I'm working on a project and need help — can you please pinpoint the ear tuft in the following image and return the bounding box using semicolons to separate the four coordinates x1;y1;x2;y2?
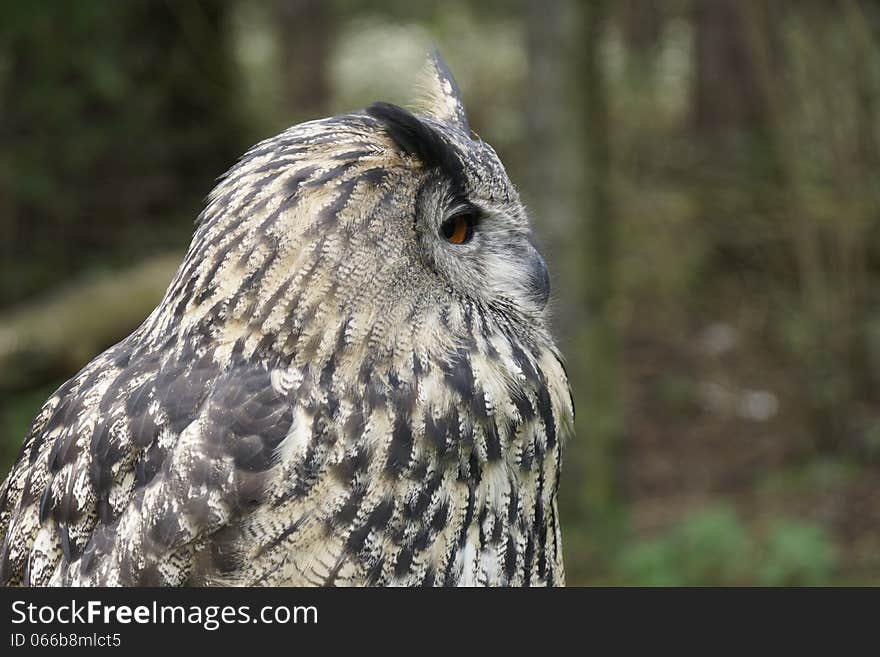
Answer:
414;50;470;134
366;102;465;185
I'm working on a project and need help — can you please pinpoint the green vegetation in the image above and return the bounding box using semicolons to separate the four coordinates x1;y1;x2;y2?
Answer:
616;505;837;586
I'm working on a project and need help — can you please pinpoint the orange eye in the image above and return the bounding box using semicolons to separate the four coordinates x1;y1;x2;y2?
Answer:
440;212;475;245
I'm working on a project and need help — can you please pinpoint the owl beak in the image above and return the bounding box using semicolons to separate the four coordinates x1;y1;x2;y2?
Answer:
526;242;550;310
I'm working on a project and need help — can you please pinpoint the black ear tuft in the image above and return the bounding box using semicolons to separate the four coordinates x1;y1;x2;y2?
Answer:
366;102;464;184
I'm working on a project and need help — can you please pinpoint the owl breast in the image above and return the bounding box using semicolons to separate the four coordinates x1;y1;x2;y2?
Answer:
204;326;569;587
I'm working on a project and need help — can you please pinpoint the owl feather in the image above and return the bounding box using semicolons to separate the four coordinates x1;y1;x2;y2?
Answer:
0;53;573;587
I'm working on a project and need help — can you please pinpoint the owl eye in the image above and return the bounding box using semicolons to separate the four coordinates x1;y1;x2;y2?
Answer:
440;212;475;245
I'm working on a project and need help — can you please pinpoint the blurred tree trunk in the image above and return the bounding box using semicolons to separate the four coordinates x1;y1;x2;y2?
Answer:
525;0;623;573
619;0;662;71
524;0;568;232
524;0;588;570
693;0;770;150
574;0;622;535
620;0;661;51
842;0;880;404
273;0;334;122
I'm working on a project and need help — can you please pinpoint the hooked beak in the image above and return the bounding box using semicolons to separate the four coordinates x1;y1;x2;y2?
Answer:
525;241;550;310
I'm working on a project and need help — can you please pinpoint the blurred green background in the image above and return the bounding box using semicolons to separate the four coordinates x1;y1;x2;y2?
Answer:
2;0;879;586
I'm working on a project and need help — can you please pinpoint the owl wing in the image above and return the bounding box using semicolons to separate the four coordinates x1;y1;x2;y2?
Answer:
0;346;293;586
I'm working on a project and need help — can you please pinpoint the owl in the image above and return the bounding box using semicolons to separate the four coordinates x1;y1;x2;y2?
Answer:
0;53;573;587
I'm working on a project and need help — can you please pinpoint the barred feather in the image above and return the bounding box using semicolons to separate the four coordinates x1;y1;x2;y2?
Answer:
0;53;572;587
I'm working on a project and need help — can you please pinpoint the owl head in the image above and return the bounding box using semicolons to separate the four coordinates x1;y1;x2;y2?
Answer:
365;54;551;319
158;52;559;386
